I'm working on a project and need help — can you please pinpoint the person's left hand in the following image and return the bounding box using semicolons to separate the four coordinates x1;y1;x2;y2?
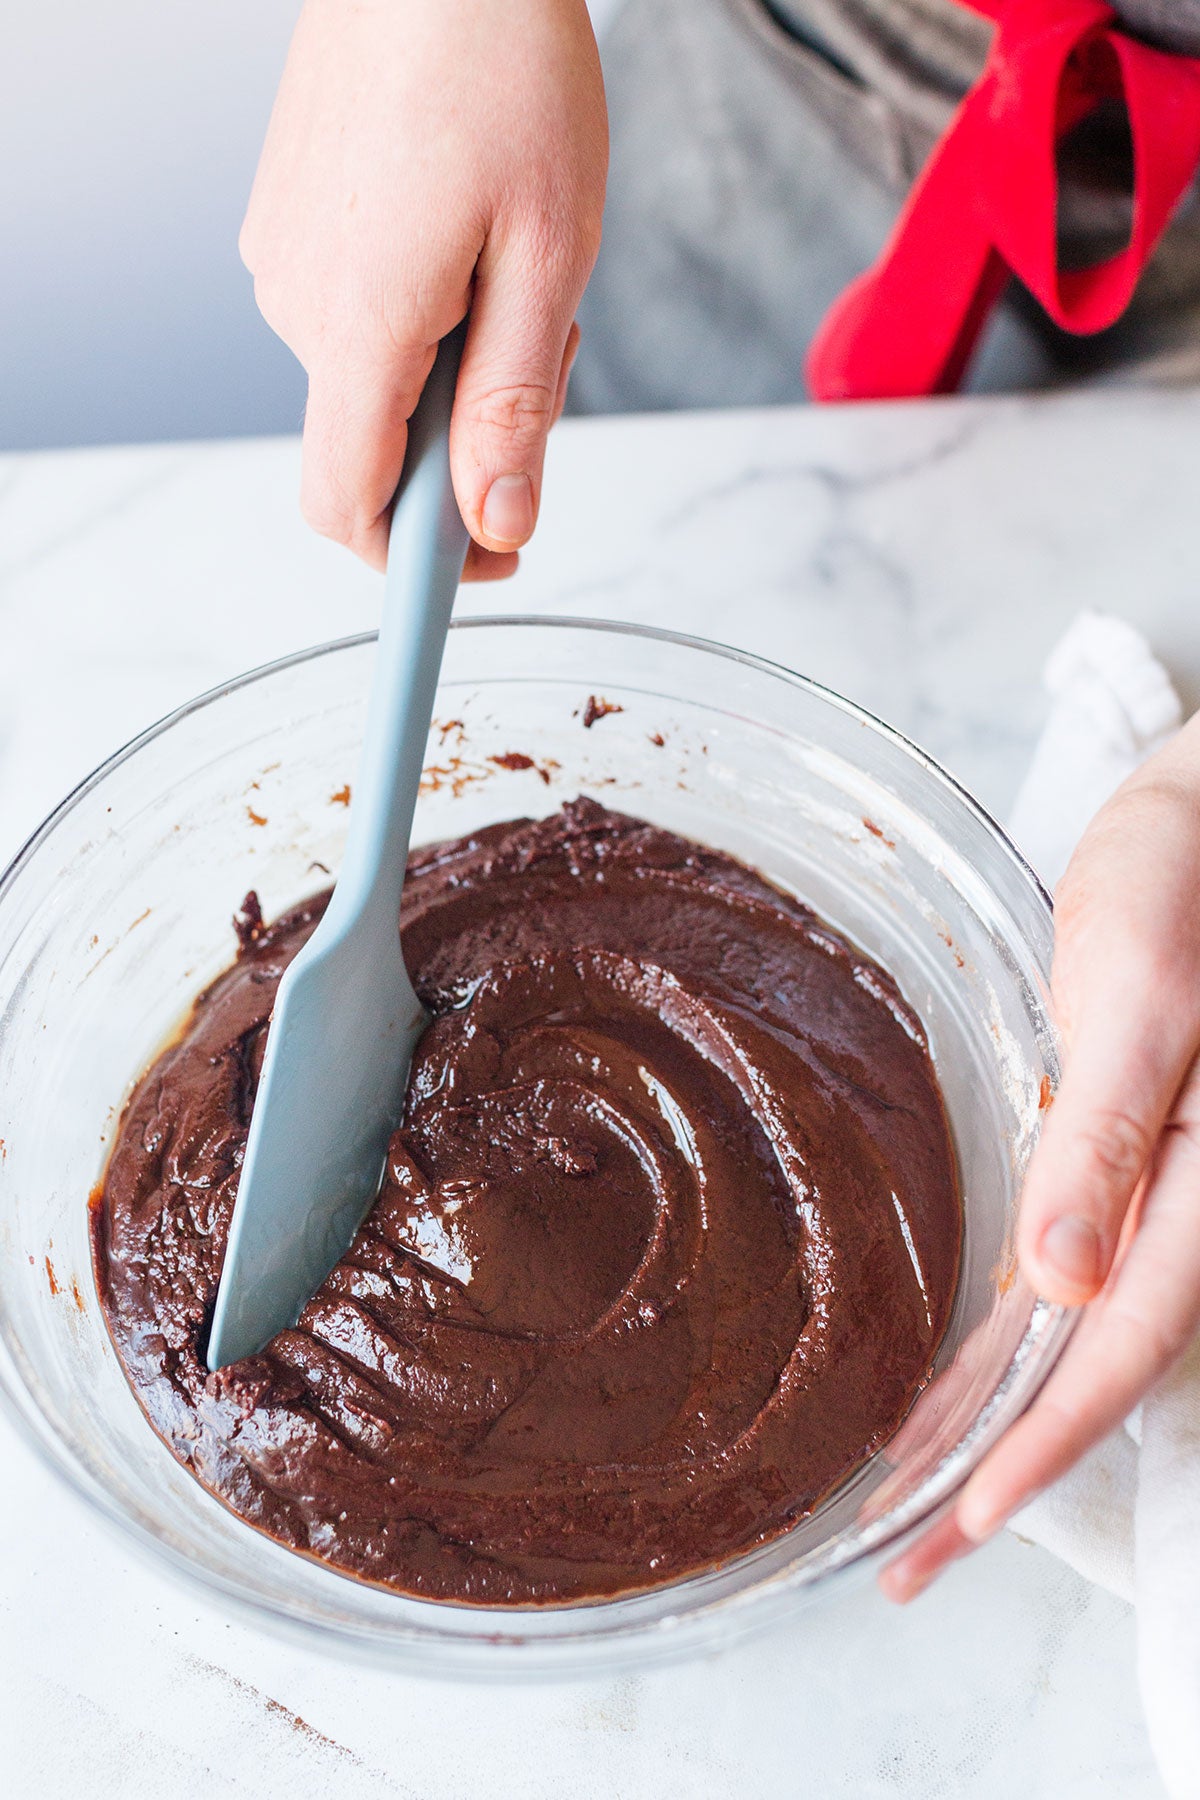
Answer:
882;711;1200;1600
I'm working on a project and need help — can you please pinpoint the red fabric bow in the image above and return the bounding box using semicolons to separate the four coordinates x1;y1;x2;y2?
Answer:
806;0;1200;400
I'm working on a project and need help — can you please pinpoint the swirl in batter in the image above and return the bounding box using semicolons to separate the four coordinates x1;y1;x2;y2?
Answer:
94;799;960;1603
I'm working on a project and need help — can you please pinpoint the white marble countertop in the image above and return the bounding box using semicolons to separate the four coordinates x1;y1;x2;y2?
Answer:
3;384;1197;1797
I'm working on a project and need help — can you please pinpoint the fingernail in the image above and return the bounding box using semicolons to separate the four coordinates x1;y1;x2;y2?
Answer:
482;474;534;547
1039;1215;1102;1294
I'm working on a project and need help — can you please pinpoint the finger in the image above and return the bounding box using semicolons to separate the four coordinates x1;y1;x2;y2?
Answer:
301;301;578;573
1019;900;1200;1307
458;323;579;582
880;1510;975;1604
450;241;583;554
459;326;578;582
958;1079;1200;1543
552;321;581;426
301;341;435;571
462;541;519;583
1017;1036;1182;1307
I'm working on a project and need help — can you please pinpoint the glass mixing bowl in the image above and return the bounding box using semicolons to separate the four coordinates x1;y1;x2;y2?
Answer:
0;618;1070;1674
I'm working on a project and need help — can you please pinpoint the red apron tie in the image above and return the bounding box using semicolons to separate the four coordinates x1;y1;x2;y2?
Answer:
806;0;1200;400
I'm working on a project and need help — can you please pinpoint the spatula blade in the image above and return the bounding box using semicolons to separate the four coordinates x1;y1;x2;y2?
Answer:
205;926;426;1368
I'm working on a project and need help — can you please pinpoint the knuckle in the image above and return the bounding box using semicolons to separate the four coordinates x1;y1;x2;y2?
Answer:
518;205;592;274
1108;1298;1188;1374
251;269;285;331
300;488;354;546
472;382;557;443
1072;1106;1152;1194
504;207;600;310
1164;1111;1200;1163
546;221;600;286
1032;1388;1089;1445
1117;772;1199;830
300;464;365;547
1099;776;1190;848
1056;774;1199;908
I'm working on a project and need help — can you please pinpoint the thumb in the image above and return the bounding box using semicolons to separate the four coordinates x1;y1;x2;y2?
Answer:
1018;1002;1177;1305
1018;787;1200;1304
450;246;582;554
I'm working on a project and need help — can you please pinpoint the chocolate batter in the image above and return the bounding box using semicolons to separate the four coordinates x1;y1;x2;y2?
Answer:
94;799;960;1604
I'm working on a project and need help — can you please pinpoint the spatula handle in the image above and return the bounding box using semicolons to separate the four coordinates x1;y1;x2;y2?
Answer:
327;323;471;934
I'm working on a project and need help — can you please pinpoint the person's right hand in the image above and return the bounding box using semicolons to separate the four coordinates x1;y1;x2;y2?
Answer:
240;0;608;577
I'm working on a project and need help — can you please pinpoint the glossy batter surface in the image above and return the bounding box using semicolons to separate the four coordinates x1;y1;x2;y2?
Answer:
94;800;960;1604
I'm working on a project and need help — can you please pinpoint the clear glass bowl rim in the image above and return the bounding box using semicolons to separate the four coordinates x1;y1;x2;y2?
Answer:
0;614;1076;1662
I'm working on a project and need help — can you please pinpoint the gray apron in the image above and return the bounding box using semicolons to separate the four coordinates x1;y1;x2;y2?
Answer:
573;0;1200;412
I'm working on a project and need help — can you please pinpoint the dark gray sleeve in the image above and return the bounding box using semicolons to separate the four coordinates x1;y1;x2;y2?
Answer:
1110;0;1200;56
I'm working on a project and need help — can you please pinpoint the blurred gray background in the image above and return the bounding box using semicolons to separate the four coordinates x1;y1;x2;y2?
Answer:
0;1;622;451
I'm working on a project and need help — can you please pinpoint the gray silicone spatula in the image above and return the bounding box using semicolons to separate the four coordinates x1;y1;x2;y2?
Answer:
206;323;470;1369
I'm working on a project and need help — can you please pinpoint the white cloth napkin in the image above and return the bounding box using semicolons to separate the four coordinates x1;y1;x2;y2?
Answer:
1006;610;1199;1800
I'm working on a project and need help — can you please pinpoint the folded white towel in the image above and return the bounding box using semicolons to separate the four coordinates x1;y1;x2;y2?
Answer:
1007;609;1197;1800
1008;610;1183;890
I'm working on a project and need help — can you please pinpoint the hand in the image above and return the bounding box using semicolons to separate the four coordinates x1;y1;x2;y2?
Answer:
239;0;607;576
884;711;1200;1600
